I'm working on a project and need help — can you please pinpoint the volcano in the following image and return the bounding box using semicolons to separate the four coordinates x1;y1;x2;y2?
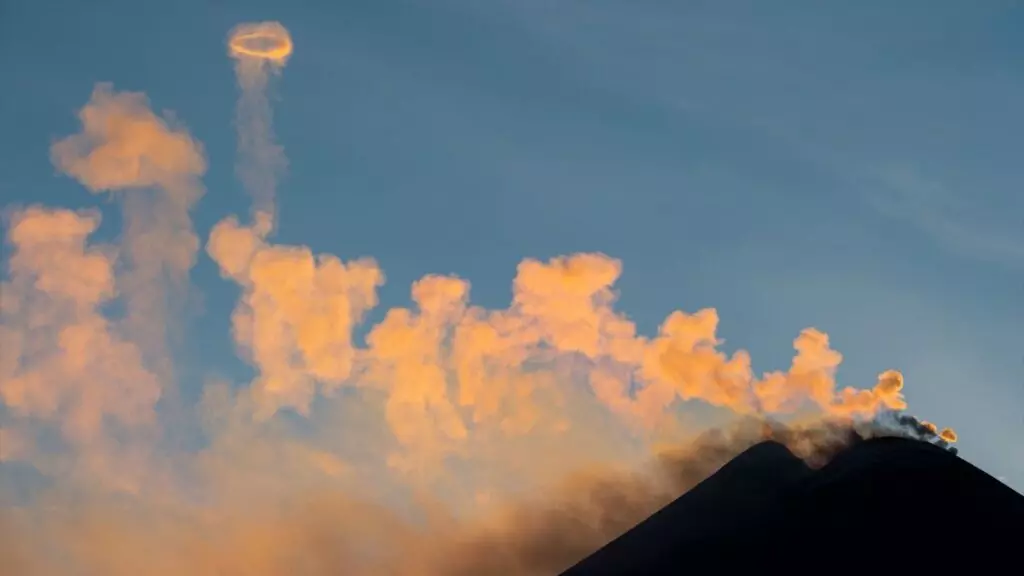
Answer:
561;436;1024;573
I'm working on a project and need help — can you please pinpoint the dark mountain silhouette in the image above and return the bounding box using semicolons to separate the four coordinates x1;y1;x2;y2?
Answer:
561;436;1024;573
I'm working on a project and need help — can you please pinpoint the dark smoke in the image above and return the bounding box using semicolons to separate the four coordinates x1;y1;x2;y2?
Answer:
423;412;955;575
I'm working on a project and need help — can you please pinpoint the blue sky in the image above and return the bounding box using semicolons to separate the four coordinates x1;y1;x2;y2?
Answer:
1;0;1021;494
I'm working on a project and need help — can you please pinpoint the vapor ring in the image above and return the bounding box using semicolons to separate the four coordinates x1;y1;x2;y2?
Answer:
228;22;293;64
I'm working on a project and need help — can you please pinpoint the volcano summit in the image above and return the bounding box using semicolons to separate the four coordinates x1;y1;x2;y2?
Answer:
562;436;1024;573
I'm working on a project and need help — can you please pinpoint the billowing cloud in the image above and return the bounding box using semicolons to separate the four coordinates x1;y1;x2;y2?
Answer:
0;206;161;490
208;235;925;477
50;83;206;394
207;216;384;419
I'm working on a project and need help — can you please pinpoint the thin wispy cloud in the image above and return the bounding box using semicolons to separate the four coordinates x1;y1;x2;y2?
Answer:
867;166;1024;269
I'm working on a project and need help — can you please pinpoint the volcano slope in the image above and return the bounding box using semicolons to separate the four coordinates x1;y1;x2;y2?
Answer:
561;436;1024;573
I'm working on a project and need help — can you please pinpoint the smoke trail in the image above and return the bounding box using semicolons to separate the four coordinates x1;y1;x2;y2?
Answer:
49;83;207;400
227;21;293;235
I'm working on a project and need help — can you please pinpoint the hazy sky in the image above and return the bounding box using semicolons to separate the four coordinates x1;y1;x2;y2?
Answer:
1;0;1021;543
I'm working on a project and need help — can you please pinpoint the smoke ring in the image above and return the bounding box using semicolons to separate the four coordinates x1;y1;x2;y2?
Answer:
228;22;293;64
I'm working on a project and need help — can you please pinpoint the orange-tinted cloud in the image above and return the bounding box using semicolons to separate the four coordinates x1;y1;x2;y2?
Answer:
50;84;206;194
49;83;206;393
1;206;161;490
205;240;930;479
364;275;472;470
207;217;384;419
